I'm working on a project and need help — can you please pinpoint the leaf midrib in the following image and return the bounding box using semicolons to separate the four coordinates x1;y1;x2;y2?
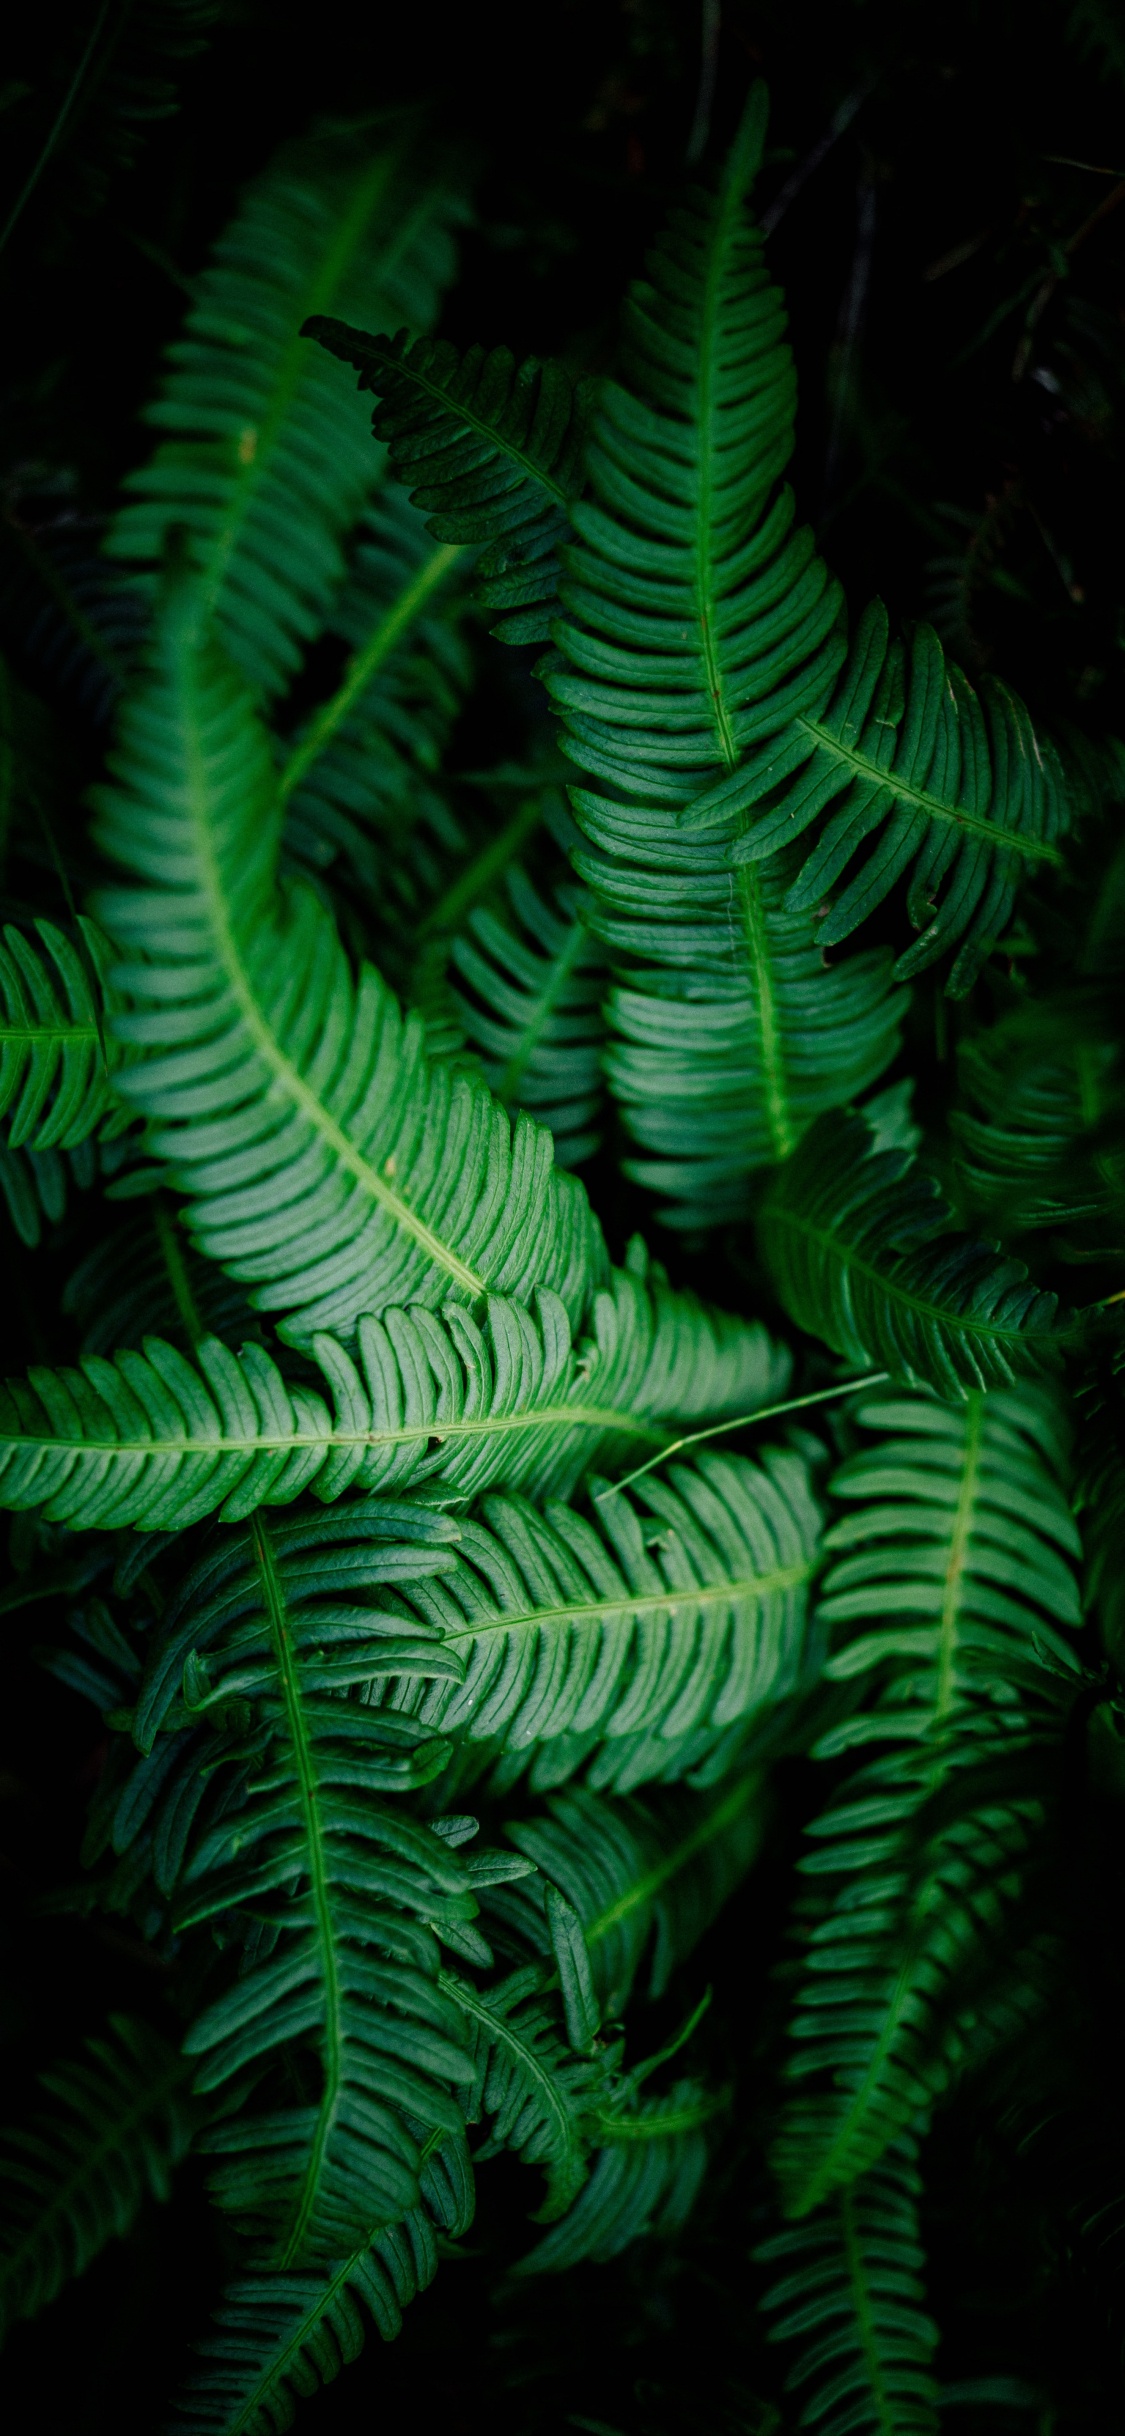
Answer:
773;1202;1050;1350
797;713;1064;867
182;644;487;1300
439;1562;810;1649
6;1401;668;1463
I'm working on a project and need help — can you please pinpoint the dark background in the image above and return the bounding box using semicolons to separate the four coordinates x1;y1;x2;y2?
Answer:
3;2;1125;2426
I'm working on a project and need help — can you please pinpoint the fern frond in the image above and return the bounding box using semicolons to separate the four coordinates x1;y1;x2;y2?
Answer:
447;1962;603;2218
372;1448;817;1780
0;917;122;1150
279;487;472;929
63;1195;256;1357
540;91;910;1216
515;2077;720;2274
92;584;606;1343
171;2134;473;2435
305;318;592;643
757;2137;939;2436
493;1774;766;2010
119;1503;478;2264
450;865;609;1167
0;1257;787;1530
757;1109;1067;1397
107;123;467;695
725;599;1072;997
774;1385;1081;2216
0;2014;195;2342
951;994;1125;1238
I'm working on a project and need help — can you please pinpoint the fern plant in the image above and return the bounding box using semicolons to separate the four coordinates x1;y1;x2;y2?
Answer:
2;43;1124;2436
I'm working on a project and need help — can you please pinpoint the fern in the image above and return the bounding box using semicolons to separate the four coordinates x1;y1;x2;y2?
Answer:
305;320;593;643
279;486;472;932
0;2014;196;2341
757;2136;939;2436
773;1385;1081;2217
757;1109;1067;1397
951;993;1125;1242
449;864;609;1167
0;917;122;1149
369;1449;818;1780
0;1257;787;1529
490;1775;767;2010
92;582;605;1342
119;1503;479;2264
515;2077;720;2274
171;2134;473;2435
107;123;468;695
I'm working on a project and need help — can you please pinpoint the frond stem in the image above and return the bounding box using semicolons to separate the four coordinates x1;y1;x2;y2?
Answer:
278;539;465;804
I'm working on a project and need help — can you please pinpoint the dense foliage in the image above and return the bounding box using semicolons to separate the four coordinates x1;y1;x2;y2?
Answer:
3;5;1125;2430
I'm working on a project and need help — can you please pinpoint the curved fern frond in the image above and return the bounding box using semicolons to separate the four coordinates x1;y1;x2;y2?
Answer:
0;2014;196;2343
63;1194;256;1357
92;584;606;1343
774;1386;1081;2216
373;1449;818;1779
757;1109;1067;1397
0;917;122;1150
757;2137;939;2436
951;994;1125;1240
591;846;905;1227
121;1504;477;2264
279;487;472;929
450;866;609;1168
305;319;592;644
171;2134;473;2436
533;92;905;1217
107;123;467;695
447;1961;604;2219
725;599;1072;997
514;2077;720;2274
0;1259;788;1530
493;1774;766;2011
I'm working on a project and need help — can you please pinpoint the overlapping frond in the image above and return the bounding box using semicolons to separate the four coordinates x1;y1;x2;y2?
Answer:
372;1449;817;1784
0;2014;195;2342
758;1109;1067;1397
117;1503;481;2264
757;2138;939;2436
0;918;122;1150
492;1774;766;2010
450;865;609;1168
0;1256;788;1530
107;123;467;696
171;2135;473;2436
279;488;472;928
92;584;605;1343
449;1961;604;2218
952;993;1125;1239
516;2077;720;2274
721;599;1072;996
774;1386;1081;2217
305;319;593;643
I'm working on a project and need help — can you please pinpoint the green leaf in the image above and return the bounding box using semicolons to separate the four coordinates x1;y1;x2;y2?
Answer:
450;864;609;1170
170;2134;473;2434
515;2077;720;2275
108;121;468;696
544;1881;601;2050
0;918;124;1151
757;1109;1068;1397
119;1504;477;2265
774;1385;1081;2216
369;1448;818;1785
92;583;606;1344
0;1258;789;1530
0;2014;196;2343
951;992;1125;1238
728;601;1072;997
443;1962;601;2220
757;2136;939;2436
304;318;593;643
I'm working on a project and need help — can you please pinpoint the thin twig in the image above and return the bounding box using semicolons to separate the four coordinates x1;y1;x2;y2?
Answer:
594;1372;890;1502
